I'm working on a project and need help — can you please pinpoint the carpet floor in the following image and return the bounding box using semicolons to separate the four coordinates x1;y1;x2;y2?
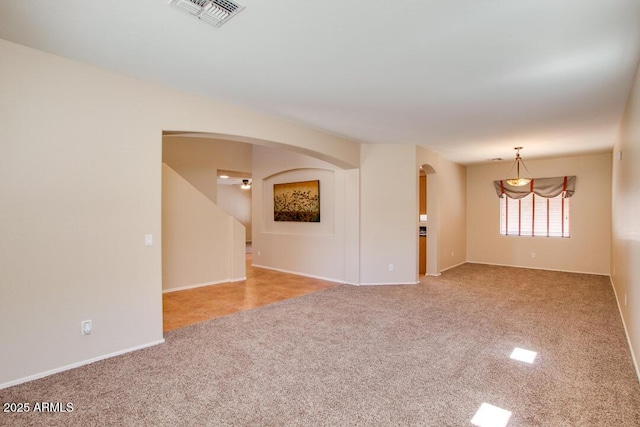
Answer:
1;263;639;426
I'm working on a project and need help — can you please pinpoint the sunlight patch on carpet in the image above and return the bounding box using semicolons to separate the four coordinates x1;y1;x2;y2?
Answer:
510;347;537;364
471;402;512;427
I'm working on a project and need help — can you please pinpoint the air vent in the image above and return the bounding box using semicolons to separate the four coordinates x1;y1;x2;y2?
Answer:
169;0;245;27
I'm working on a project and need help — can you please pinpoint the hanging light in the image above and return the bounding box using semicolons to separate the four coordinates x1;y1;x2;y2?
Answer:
505;147;532;187
169;0;245;28
240;179;251;190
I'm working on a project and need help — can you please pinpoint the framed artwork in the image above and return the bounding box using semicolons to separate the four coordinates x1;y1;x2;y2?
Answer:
273;180;320;222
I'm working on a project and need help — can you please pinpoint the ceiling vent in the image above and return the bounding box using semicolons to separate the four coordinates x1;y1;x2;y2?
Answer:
169;0;245;27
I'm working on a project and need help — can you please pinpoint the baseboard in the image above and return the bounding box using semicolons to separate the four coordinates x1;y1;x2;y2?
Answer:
251;264;346;284
466;261;608;276
609;276;640;383
358;281;420;286
0;339;165;390
251;264;420;286
439;261;467;273
163;279;230;293
342;281;361;286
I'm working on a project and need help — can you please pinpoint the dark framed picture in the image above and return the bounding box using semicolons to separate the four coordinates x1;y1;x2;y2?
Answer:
273;180;320;222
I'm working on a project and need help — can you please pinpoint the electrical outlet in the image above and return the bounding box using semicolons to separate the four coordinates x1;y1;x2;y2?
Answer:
531;252;536;258
451;251;454;257
81;320;92;335
257;250;261;256
388;264;394;271
625;294;627;306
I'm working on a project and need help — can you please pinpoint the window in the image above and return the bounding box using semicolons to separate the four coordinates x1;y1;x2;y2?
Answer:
499;193;570;237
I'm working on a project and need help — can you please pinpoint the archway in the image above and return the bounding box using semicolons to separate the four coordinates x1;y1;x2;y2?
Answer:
161;131;360;293
162;131;358;169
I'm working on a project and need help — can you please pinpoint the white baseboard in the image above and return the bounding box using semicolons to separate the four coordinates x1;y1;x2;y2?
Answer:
439;261;466;273
466;261;608;276
251;264;346;284
0;339;165;390
609;276;640;383
163;277;246;293
358;281;420;286
251;264;420;286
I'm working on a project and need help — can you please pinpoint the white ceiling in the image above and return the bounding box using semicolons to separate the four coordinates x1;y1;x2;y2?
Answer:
1;0;639;164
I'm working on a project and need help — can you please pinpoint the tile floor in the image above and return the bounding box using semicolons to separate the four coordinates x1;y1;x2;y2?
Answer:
162;254;339;331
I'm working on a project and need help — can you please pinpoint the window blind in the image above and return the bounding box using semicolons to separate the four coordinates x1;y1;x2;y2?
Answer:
500;193;570;237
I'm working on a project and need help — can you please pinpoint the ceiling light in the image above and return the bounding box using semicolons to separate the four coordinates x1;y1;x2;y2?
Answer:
240;179;251;190
505;147;532;187
219;175;229;179
169;0;245;28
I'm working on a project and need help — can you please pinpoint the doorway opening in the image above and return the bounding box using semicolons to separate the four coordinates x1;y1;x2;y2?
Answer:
419;164;437;277
216;169;253;247
161;131;358;331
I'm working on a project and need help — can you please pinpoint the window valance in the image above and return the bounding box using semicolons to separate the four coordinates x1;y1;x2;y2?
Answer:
493;176;576;200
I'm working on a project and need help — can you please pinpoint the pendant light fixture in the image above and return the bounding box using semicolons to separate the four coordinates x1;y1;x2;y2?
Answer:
505;147;532;187
240;179;251;190
169;0;245;27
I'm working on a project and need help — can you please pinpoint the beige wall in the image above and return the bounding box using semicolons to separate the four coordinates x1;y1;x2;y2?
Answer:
251;145;358;283
162;136;253;204
217;184;252;242
612;61;640;373
435;158;467;272
0;39;361;387
162;164;245;291
230;219;246;280
467;153;612;274
360;145;418;284
162;136;253;241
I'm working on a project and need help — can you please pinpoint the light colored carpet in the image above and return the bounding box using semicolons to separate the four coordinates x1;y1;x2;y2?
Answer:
2;263;639;426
